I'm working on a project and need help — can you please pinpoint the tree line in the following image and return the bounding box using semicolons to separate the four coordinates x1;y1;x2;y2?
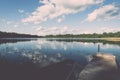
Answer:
0;31;120;38
45;31;120;38
0;31;39;38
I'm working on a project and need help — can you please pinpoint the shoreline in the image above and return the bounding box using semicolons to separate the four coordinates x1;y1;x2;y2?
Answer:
101;37;120;41
0;37;120;42
46;37;120;42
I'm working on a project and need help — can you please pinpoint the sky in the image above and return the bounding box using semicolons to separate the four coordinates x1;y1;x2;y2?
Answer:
0;0;120;36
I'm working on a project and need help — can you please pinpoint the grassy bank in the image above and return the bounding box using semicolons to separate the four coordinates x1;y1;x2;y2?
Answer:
102;37;120;42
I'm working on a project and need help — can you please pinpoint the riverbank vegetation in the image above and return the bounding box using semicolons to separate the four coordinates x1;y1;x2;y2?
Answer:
45;31;120;38
0;31;120;42
0;31;39;38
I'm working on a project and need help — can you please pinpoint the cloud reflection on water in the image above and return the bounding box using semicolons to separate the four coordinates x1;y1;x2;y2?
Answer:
0;38;120;68
22;52;64;68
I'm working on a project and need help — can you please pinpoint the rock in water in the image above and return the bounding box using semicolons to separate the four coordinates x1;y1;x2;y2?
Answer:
78;53;119;80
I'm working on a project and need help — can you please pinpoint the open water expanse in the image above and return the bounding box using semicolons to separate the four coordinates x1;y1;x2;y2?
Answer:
0;38;120;68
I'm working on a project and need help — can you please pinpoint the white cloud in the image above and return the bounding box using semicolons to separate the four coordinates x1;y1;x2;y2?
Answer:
85;4;120;22
18;9;25;14
22;0;104;23
57;15;65;23
6;21;13;25
35;26;120;36
13;24;19;28
100;27;120;33
35;26;45;31
4;20;20;28
35;26;94;36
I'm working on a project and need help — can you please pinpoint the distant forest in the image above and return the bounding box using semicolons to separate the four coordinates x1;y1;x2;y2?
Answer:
45;31;120;38
0;31;120;38
0;31;39;38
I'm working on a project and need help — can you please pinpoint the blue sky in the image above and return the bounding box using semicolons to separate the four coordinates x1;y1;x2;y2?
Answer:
0;0;120;35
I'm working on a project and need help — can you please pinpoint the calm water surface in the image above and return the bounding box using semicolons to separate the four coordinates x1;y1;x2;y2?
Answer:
0;38;120;67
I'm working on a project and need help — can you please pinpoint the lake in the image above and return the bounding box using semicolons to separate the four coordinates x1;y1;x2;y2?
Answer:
0;38;120;68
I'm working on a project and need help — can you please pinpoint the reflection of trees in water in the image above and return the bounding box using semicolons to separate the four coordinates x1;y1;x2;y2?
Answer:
0;38;36;44
47;38;120;46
